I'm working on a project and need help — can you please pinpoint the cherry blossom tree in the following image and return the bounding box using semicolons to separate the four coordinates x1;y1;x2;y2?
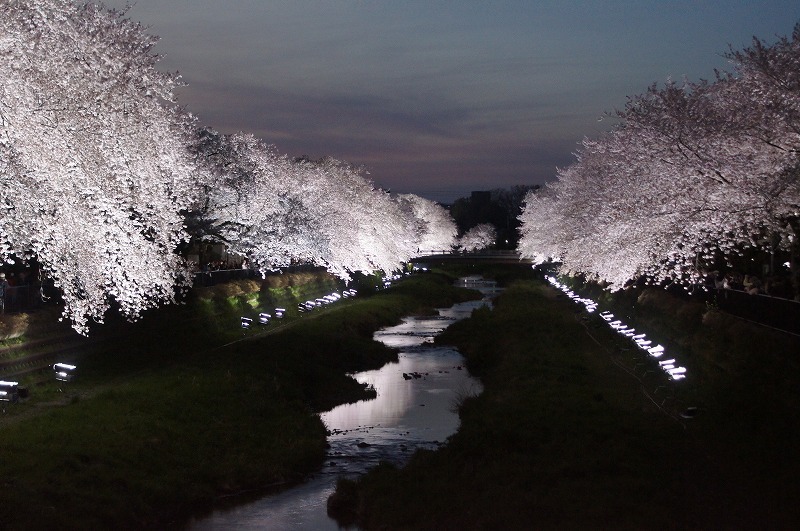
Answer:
195;131;415;279
458;223;497;252
289;157;415;278
721;26;800;292
192;130;318;273
0;1;199;333
518;25;800;293
393;193;457;253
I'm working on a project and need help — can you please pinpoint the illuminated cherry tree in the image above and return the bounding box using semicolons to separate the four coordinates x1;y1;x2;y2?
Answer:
0;1;199;333
193;130;319;272
288;157;415;278
196;131;415;279
393;194;457;253
458;223;497;252
519;25;800;291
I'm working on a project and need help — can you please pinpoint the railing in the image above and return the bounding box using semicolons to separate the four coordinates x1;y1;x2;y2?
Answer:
192;264;327;287
193;268;260;287
0;267;323;314
415;249;521;256
411;249;532;265
710;288;800;336
1;284;56;314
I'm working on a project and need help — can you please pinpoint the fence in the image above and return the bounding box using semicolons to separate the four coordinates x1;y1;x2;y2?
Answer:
3;269;799;336
0;267;326;314
711;288;800;336
415;249;521;257
1;283;56;314
191;264;327;287
193;268;259;287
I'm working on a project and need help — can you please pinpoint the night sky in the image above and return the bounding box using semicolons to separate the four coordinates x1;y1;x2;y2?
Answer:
104;1;800;202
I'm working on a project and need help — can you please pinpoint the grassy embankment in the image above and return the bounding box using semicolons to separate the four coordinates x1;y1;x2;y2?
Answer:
329;277;800;530
0;270;479;529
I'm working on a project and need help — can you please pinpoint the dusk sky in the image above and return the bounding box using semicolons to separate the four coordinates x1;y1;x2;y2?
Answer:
105;1;800;202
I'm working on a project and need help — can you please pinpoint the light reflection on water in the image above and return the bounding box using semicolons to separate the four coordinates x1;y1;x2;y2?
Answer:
191;282;494;530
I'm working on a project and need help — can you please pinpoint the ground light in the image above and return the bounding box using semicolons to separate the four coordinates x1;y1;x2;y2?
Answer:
53;363;77;382
0;380;19;402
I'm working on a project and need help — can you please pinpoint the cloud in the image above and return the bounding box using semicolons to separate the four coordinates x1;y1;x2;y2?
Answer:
179;79;582;199
107;0;800;203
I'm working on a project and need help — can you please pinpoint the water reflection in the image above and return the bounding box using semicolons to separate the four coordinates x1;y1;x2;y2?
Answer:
191;281;494;530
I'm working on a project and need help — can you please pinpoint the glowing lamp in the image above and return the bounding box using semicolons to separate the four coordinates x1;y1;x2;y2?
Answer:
0;380;19;402
647;345;665;357
274;308;285;318
259;313;271;325
53;363;77;382
241;317;253;329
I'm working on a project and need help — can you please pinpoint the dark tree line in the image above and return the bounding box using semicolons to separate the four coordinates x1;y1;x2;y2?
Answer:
449;185;539;249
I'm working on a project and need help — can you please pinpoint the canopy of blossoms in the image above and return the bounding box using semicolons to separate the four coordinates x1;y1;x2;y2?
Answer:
518;25;800;293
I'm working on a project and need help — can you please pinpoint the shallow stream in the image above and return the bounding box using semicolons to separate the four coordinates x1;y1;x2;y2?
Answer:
191;278;496;530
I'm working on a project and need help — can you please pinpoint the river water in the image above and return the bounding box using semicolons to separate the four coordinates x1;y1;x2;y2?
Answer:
191;279;494;530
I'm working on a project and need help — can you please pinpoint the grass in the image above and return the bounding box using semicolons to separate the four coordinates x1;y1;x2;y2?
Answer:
329;278;800;530
0;271;480;529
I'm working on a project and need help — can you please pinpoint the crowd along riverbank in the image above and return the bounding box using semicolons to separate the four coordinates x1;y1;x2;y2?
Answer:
0;271;480;529
329;277;800;529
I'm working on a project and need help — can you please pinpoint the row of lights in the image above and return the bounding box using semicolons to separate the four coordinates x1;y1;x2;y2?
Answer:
5;279;399;401
546;276;687;381
382;274;403;288
1;363;78;403
298;289;355;313
242;307;285;329
241;270;407;330
241;289;359;329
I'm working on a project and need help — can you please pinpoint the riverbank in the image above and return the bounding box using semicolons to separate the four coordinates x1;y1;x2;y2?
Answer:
0;272;479;529
329;278;800;529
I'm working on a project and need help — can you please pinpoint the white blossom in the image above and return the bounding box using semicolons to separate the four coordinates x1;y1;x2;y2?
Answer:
518;25;800;292
0;1;199;333
393;193;458;253
458;223;496;252
196;131;415;279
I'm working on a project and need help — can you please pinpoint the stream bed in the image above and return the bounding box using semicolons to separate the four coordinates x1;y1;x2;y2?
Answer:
191;279;495;530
